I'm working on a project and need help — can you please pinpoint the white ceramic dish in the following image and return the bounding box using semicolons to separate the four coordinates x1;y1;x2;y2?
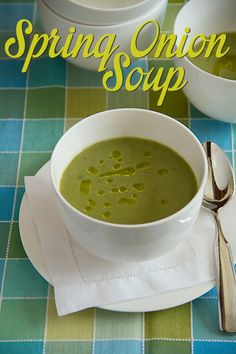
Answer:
50;109;208;263
38;0;167;70
174;0;236;123
45;0;161;26
19;162;236;312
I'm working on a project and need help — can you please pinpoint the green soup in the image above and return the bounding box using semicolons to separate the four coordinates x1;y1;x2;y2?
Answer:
188;32;236;80
60;137;198;224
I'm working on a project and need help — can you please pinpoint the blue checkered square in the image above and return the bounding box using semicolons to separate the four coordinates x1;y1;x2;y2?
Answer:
0;60;27;88
194;341;236;354
0;120;22;151
192;298;236;340
28;57;66;87
94;340;142;354
0;4;33;31
0;341;43;354
191;119;232;150
0;187;15;221
3;260;48;297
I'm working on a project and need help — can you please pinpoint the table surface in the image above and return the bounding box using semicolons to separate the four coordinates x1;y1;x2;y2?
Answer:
0;0;236;353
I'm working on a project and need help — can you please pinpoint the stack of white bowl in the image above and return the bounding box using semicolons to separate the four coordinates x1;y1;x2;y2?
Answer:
38;0;168;70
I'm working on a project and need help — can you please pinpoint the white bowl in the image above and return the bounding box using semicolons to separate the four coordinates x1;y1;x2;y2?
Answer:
44;0;161;26
50;109;208;263
174;0;236;123
38;0;167;71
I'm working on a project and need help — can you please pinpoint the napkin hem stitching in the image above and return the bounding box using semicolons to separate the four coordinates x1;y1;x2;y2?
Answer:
68;235;196;283
81;256;195;283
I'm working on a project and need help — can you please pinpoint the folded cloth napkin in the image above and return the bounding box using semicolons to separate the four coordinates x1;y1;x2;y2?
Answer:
24;163;216;316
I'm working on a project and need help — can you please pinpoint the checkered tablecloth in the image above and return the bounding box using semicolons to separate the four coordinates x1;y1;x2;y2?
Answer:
0;0;236;353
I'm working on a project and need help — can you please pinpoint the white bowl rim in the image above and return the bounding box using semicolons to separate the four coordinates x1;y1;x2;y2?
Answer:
50;108;208;229
39;0;164;28
173;0;236;84
45;0;159;14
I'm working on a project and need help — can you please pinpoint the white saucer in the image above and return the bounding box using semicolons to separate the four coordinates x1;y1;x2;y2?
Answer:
19;162;236;312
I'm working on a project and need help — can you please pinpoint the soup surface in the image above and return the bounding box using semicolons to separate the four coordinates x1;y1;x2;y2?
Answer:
188;32;236;80
60;137;198;224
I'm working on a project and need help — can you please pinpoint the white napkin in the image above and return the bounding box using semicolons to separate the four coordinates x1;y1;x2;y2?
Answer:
24;163;216;316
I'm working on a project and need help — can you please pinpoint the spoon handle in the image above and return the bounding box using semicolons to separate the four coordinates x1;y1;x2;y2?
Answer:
215;212;236;332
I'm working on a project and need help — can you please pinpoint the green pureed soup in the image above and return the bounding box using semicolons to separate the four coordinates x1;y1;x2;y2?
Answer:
188;32;236;80
60;138;198;224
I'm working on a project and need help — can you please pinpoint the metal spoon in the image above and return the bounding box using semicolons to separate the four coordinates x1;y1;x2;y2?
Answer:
203;141;236;332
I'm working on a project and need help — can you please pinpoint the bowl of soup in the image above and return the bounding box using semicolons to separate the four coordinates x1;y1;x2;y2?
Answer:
174;0;236;123
50;109;207;263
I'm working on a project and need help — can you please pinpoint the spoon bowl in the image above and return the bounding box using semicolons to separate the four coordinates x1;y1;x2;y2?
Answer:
202;141;236;332
203;142;234;211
